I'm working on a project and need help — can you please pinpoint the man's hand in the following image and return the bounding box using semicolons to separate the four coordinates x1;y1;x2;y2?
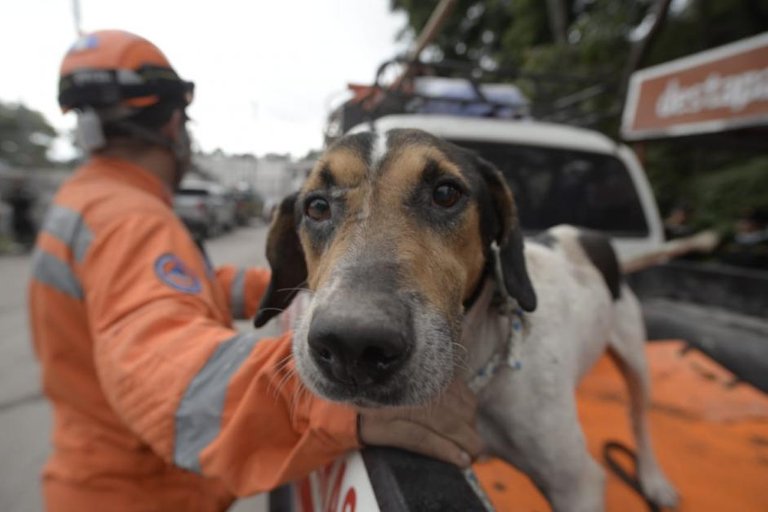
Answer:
357;379;482;468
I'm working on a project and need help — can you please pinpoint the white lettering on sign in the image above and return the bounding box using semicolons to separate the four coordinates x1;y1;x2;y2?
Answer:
655;68;768;118
293;452;379;512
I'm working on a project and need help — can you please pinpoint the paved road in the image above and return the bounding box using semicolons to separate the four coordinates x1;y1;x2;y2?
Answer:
0;222;276;511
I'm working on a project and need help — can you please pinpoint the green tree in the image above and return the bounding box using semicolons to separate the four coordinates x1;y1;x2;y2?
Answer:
390;0;767;134
391;0;659;133
390;0;768;231
0;101;58;168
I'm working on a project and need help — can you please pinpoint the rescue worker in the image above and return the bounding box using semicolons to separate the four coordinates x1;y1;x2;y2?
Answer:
29;30;480;511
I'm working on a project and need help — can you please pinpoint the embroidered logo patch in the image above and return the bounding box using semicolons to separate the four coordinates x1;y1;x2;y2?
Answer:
154;253;201;294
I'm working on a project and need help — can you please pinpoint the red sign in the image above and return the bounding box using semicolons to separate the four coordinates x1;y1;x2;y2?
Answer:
622;32;768;140
293;453;380;512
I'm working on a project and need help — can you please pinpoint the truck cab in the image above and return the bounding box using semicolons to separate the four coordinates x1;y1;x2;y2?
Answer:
349;114;664;262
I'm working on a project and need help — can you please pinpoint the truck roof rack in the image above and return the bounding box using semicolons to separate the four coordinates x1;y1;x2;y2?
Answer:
324;57;616;144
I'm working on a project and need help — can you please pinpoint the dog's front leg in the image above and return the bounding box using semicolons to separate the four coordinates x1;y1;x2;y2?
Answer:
478;369;606;512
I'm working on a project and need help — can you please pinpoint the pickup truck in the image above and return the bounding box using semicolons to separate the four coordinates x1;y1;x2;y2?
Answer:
262;74;768;512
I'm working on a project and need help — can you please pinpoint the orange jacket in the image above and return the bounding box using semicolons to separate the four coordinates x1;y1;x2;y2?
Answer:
28;156;358;512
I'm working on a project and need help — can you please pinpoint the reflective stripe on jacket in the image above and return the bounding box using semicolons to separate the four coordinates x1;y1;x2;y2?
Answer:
28;156;357;511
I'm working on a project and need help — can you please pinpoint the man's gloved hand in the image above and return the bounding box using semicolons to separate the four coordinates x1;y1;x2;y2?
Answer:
356;379;482;468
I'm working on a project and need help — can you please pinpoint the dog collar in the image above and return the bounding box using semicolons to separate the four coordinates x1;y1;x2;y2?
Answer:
468;241;526;393
467;302;524;392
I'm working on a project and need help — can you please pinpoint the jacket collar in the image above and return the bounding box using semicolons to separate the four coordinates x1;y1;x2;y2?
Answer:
85;155;174;206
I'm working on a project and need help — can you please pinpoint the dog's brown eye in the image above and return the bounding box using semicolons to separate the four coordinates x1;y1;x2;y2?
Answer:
305;197;331;221
433;183;462;208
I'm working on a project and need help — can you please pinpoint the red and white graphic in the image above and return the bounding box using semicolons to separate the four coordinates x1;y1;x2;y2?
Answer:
293;452;380;512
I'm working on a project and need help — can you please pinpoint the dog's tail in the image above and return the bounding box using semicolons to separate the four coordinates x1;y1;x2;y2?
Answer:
620;229;721;274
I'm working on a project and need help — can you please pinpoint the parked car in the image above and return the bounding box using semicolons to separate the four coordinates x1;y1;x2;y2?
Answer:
174;184;216;240
208;183;237;233
232;182;263;226
174;179;237;239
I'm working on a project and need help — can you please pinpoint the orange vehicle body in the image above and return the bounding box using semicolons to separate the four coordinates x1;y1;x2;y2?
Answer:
29;156;358;511
475;341;768;512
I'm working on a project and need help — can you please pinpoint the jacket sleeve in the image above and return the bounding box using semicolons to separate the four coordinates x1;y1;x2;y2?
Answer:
215;266;270;320
81;213;358;496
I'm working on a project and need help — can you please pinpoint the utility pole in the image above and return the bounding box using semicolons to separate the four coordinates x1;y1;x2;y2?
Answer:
406;0;458;62
389;0;457;91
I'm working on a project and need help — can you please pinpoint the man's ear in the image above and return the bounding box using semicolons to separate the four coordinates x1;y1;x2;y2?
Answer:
254;193;308;327
473;155;537;312
161;109;185;140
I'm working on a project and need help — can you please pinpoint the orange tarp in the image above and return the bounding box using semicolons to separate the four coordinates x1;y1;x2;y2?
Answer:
474;341;768;511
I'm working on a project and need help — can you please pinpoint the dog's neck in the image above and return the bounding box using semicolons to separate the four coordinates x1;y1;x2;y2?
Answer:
461;276;526;391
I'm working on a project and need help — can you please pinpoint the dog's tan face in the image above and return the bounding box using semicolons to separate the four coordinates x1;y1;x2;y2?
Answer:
256;129;535;407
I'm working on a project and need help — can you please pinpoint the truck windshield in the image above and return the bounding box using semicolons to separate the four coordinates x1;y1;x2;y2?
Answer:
451;140;650;237
177;189;209;196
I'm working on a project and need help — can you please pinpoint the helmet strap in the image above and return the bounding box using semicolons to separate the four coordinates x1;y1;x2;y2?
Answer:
77;107;192;186
111;116;192;186
75;108;107;152
170;123;192;186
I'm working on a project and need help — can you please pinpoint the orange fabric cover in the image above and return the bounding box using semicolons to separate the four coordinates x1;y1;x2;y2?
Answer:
29;156;358;511
474;341;768;511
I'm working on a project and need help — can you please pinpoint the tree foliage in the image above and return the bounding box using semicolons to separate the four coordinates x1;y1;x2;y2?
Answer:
392;0;768;133
391;0;659;132
390;0;768;228
693;157;768;231
0;101;57;168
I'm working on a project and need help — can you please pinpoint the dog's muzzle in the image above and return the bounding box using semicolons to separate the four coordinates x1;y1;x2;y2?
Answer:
307;293;412;389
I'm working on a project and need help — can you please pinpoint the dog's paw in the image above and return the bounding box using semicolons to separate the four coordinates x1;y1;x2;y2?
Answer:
640;471;679;509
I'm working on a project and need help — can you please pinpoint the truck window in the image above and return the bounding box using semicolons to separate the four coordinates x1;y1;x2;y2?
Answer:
177;189;210;196
451;140;650;237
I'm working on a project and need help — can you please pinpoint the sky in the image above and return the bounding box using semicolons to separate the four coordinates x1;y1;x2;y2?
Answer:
1;0;410;159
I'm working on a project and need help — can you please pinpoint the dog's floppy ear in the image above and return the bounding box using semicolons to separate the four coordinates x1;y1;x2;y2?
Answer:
474;155;537;312
254;193;308;327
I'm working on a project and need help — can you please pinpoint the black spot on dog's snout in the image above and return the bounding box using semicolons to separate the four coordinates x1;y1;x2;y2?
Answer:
308;299;412;387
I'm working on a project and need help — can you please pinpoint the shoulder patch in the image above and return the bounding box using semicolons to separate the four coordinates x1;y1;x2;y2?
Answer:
154;253;201;294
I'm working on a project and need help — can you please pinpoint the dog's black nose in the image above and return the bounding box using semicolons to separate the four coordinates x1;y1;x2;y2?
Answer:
308;308;410;386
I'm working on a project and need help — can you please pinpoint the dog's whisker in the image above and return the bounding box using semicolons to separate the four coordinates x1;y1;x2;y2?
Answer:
278;363;296;389
268;354;297;399
290;380;311;418
275;352;293;368
451;342;470;368
271;363;293;391
274;370;297;403
257;307;286;314
275;286;312;294
452;342;468;356
453;362;470;375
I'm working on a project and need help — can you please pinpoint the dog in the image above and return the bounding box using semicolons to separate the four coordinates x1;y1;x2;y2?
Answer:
254;128;679;511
